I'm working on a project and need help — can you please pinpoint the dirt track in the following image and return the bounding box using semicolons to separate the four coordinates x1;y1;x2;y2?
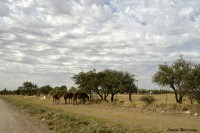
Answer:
0;98;52;133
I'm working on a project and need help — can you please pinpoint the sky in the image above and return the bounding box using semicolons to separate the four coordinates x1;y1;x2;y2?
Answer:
0;0;200;90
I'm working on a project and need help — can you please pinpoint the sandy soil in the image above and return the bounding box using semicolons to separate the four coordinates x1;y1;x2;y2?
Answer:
0;98;53;133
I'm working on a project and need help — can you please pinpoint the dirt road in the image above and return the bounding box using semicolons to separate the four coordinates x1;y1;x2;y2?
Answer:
0;98;52;133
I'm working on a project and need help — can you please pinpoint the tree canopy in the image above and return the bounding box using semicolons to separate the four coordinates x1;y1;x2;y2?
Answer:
16;81;38;96
152;56;200;104
72;69;137;102
38;85;53;96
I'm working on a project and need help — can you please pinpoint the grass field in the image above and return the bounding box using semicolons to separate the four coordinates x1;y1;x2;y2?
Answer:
1;94;200;133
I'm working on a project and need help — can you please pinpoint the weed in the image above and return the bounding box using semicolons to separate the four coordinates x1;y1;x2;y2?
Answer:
139;95;156;105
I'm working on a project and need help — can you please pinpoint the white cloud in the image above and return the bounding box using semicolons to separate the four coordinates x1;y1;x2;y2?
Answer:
0;0;200;90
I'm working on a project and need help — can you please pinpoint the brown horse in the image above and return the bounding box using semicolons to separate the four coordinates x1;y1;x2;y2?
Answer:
52;92;61;104
73;93;89;105
63;92;73;104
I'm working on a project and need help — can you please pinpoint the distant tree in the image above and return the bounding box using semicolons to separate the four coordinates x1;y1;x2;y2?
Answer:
60;85;67;91
54;85;67;96
68;86;77;93
152;56;192;103
0;88;12;95
17;81;38;96
38;85;53;96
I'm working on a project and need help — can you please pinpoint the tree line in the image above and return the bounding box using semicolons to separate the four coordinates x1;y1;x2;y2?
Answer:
0;69;138;102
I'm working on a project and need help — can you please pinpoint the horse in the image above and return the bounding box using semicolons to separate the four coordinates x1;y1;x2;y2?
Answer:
52;92;61;104
73;93;89;105
63;92;73;104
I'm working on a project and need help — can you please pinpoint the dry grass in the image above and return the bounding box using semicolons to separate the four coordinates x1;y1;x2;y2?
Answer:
1;94;200;133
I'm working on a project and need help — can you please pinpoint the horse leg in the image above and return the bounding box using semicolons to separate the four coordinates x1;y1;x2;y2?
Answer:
83;98;85;104
57;98;59;104
64;98;66;104
53;98;55;104
70;98;72;104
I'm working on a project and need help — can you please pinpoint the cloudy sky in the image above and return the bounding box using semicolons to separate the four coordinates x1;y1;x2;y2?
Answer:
0;0;200;90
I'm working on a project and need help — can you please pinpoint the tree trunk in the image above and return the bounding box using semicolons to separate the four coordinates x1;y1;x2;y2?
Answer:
89;90;92;99
174;91;183;104
104;95;107;101
189;96;193;104
171;85;183;104
96;92;103;100
103;93;109;101
111;94;114;102
129;89;132;102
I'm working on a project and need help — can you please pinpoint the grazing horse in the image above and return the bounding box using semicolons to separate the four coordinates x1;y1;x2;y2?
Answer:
73;93;89;105
63;92;73;104
52;92;61;104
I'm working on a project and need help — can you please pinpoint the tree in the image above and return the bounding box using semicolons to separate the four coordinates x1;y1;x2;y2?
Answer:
68;86;77;93
152;56;192;103
190;65;200;103
120;71;137;102
97;69;119;101
101;70;137;102
72;69;103;99
182;64;200;104
54;85;67;96
17;81;38;96
38;85;53;96
72;69;137;102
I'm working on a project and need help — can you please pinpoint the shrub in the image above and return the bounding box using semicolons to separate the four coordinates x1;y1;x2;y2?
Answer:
139;95;156;105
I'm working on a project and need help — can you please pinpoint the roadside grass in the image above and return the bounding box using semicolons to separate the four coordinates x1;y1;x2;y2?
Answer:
0;95;152;133
1;94;200;133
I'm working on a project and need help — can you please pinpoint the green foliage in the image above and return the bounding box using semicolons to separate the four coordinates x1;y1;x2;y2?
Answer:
152;55;198;104
16;81;38;96
72;69;98;94
72;69;137;102
139;95;156;105
54;85;67;96
68;86;77;93
38;85;53;96
0;88;14;95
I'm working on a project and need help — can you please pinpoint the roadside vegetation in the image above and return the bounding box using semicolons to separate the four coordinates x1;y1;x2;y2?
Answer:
1;94;200;133
0;95;155;133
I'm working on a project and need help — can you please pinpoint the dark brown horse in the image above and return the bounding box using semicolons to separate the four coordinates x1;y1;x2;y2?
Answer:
52;92;61;104
63;92;73;104
73;93;89;105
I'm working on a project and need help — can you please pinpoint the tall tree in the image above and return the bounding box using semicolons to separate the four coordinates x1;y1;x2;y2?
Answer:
152;56;192;103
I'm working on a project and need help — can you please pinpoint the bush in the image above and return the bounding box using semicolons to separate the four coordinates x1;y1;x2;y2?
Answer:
139;95;156;105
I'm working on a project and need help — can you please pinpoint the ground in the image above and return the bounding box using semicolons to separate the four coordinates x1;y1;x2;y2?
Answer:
1;94;200;133
0;98;53;133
